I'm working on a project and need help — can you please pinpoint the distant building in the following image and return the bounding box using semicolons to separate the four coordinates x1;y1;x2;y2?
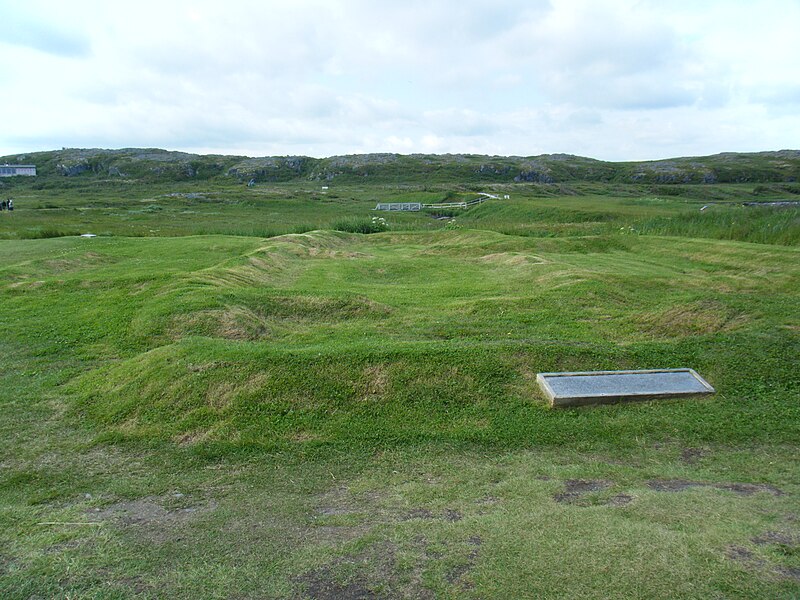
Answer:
0;164;36;177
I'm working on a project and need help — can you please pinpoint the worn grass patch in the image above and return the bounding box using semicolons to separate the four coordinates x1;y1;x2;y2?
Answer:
635;300;751;338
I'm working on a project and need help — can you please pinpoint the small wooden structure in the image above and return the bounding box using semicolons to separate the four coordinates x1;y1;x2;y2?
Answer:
374;193;497;212
0;164;36;177
375;202;422;211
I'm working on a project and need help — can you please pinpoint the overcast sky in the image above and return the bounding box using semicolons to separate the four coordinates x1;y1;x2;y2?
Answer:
1;0;799;160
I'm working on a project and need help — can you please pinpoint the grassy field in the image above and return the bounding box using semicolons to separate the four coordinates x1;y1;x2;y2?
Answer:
2;179;799;244
0;177;798;598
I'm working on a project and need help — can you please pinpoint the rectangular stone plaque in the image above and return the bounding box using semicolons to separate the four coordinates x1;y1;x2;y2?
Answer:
536;369;715;408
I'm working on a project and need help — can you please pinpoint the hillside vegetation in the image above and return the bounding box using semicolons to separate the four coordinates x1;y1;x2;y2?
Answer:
3;147;800;185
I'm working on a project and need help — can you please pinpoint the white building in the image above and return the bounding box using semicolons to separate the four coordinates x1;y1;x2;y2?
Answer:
0;164;37;177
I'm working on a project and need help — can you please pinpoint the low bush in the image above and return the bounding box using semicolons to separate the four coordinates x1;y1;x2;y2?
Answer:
21;228;82;239
332;216;388;234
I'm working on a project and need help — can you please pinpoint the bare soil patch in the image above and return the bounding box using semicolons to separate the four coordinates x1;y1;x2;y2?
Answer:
445;535;482;587
716;482;784;496
647;479;704;492
313;485;376;512
777;566;800;581
680;447;705;464
295;567;382;600
315;506;358;517
443;509;463;522
553;479;612;504
475;495;499;506
403;508;435;520
608;493;634;507
293;542;413;600
647;479;784;496
726;544;800;582
751;531;799;547
87;495;216;543
402;508;463;522
726;545;757;563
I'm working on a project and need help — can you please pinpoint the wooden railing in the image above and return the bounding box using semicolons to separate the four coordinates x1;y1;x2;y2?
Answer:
375;193;498;211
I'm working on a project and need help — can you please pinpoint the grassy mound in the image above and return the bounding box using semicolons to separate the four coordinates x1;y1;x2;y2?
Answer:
8;229;784;450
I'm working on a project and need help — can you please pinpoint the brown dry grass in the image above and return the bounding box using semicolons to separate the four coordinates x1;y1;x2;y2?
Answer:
477;252;547;266
287;431;324;442
170;306;274;341
359;365;390;402
42;252;110;273
635;300;750;337
7;280;45;289
216;305;272;341
205;372;269;410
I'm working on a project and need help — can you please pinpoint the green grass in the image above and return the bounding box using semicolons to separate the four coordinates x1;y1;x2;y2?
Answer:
634;206;800;245
31;231;790;451
2;179;796;245
0;179;798;598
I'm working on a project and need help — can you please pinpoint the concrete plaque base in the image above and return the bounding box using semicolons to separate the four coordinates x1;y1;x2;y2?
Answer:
537;369;715;408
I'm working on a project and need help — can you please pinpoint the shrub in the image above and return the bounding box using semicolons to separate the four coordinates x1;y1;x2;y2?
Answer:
332;216;388;234
21;228;82;239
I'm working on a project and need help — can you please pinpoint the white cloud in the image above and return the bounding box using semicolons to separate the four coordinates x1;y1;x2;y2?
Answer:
0;0;798;160
0;7;91;57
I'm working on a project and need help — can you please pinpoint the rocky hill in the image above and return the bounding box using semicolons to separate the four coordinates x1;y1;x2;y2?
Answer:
3;147;799;185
